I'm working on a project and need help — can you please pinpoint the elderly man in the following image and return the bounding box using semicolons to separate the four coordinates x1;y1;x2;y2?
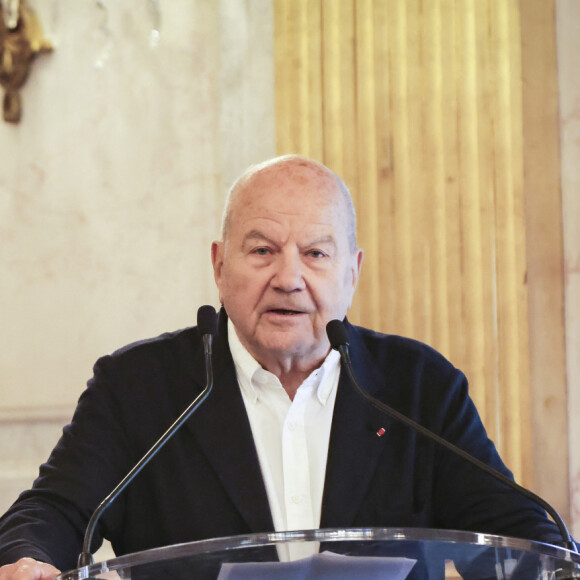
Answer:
0;156;566;579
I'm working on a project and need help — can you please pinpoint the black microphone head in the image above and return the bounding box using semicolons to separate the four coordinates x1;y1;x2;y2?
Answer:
197;305;218;336
326;319;349;350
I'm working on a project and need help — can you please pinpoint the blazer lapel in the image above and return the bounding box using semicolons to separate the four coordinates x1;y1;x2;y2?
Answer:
183;310;274;534
320;321;393;528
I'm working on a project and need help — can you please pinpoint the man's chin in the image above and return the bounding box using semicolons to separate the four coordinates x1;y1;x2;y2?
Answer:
254;333;328;365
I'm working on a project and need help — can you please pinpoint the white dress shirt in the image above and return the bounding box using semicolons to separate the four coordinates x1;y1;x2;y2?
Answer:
228;320;341;559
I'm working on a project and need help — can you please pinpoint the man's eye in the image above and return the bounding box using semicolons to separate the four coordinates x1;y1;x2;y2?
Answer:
308;250;326;258
254;247;271;256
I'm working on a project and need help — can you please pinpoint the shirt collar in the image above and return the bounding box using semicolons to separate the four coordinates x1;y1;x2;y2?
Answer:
228;318;340;405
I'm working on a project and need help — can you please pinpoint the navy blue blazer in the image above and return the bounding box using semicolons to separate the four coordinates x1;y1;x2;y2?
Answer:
0;310;564;571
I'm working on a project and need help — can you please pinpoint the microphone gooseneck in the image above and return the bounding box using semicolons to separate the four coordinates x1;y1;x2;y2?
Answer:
77;305;218;568
326;319;577;553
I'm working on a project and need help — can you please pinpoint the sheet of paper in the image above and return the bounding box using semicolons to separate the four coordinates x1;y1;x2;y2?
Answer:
217;550;417;579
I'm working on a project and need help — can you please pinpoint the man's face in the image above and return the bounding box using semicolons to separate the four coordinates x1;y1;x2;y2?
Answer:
212;163;363;370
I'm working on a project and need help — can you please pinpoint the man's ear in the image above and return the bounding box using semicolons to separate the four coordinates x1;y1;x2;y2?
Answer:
211;241;224;286
352;248;364;289
345;248;364;310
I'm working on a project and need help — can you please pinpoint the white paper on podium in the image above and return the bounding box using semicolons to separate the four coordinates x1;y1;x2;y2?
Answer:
217;550;417;579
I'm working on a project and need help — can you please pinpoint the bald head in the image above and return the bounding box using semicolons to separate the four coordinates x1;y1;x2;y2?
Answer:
220;155;358;252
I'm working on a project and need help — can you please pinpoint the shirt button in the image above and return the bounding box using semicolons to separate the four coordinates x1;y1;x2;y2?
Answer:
288;422;297;431
291;495;303;504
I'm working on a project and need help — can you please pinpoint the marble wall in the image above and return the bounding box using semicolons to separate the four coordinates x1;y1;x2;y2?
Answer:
557;0;580;539
0;0;275;525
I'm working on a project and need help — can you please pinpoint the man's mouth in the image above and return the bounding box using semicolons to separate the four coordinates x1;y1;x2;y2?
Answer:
269;309;304;316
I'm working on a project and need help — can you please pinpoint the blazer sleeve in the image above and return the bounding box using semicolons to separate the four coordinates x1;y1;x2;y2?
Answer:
430;368;566;544
0;321;258;571
347;325;570;548
0;354;140;571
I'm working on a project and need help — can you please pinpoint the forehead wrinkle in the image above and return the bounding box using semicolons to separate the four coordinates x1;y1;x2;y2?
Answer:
240;224;291;251
241;228;336;246
299;234;337;249
242;229;278;245
241;209;337;233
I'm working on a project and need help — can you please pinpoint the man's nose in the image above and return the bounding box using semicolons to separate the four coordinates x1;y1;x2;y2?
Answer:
271;252;306;292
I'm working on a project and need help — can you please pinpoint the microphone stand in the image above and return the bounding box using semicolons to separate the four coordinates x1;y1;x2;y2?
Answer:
327;320;577;553
77;309;216;568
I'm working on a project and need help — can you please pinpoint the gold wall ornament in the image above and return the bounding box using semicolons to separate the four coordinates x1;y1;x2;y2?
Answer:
0;0;52;123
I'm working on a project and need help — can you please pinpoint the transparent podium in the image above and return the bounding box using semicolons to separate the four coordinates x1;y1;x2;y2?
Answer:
58;528;580;580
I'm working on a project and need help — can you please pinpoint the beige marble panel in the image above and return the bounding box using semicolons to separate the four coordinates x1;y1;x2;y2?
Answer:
0;0;275;413
556;0;580;539
0;0;275;545
0;412;116;561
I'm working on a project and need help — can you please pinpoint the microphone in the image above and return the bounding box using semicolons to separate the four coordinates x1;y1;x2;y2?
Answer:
326;319;577;553
77;305;218;568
